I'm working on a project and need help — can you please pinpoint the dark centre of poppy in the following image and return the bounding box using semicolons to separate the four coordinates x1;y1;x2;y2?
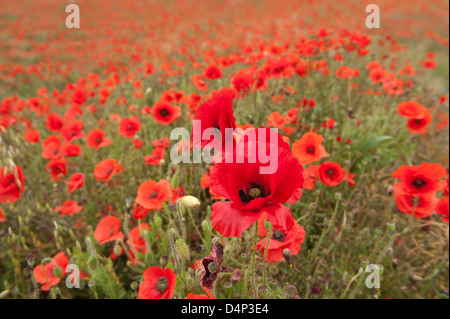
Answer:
415;119;422;125
412;178;426;188
156;276;168;292
159;109;169;117
327;169;335;176
271;229;286;242
239;183;270;204
8;178;15;186
127;125;133;130
106;169;112;175
96;137;102;143
150;192;158;199
307;146;315;154
109;229;114;235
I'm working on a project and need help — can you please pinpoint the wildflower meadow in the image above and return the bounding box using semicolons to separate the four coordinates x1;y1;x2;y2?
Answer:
0;0;448;304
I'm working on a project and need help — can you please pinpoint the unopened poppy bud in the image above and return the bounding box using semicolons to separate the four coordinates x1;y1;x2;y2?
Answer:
171;175;179;189
282;248;293;265
156;276;168;292
25;254;35;267
180;196;200;209
160;255;169;268
113;244;122;256
208;262;219;275
175;239;190;262
130;281;139;290
264;219;272;231
53;266;63;278
153;213;162;229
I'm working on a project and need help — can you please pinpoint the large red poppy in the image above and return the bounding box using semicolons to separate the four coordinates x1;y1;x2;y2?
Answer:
209;127;303;237
33;252;69;291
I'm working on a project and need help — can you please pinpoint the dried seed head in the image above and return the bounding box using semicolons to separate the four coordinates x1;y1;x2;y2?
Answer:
257;284;270;295
130;281;138;290
284;285;298;298
208;262;219;275
25;254;35;267
88;281;96;288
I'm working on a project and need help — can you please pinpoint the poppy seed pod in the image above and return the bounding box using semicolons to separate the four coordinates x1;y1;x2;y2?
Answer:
25;254;35;267
53;266;63;278
156;276;168;292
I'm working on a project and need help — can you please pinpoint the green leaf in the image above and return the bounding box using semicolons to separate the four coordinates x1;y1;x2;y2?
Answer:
360;136;393;153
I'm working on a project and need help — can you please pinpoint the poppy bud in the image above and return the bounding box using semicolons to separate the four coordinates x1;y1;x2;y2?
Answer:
360;257;369;268
113;243;122;256
282;248;293;265
180;196;200;209
53;266;63;278
201;219;212;233
175;239;190;262
153;213;162;229
264;219;272;231
335;192;342;201
171;175;179;189
160;255;169;268
156;276;168;292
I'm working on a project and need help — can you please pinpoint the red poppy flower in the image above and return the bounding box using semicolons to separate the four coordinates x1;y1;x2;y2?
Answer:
45;113;64;132
132;139;143;149
392;163;447;195
204;65;223;79
255;213;306;263
0;165;25;204
303;164;320;190
41;135;62;159
152;137;170;148
369;67;386;84
292;132;329;165
132;204;150;220
144;148;166;166
209;128;303;237
193;92;236;150
126;223;151;253
397;101;433;134
60;120;85;141
118;115;141;138
393;184;438;219
319;162;346;187
71;88;87;105
65;173;84;194
46;158;67;182
24;129;40;143
138;266;177;299
55;200;83;217
94;216;125;245
86;129;111;151
152;101;181;125
94;159;124;183
61;143;81;157
33;252;69;291
136;179;171;210
436;196;449;223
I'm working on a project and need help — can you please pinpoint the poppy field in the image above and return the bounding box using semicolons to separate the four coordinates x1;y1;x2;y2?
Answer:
0;0;449;300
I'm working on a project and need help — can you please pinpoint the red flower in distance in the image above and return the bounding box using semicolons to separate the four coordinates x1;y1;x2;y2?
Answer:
392;163;447;195
65;173;84;194
94;159;124;183
119;115;141;138
94;216;125;245
319;162;346;187
292;132;329;165
152;101;181;125
0;165;25;204
136;179;171;210
33;252;69;291
55;200;83;217
86;129;111;151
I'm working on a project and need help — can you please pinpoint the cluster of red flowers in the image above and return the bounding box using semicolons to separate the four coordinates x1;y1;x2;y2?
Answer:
392;163;448;221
